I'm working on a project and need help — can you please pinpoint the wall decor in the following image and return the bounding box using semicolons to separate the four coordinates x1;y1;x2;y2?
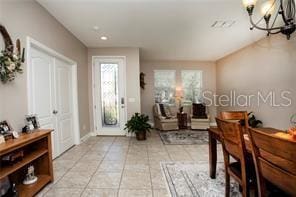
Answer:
0;24;24;83
140;72;146;89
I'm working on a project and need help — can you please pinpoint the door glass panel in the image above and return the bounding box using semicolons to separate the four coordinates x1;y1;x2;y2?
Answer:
100;63;119;127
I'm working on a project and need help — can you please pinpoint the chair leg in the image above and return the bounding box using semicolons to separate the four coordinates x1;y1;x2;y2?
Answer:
225;172;230;197
242;184;250;197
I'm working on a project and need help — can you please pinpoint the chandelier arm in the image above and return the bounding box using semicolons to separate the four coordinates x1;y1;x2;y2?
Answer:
270;6;281;29
290;0;296;20
280;0;289;24
249;16;282;31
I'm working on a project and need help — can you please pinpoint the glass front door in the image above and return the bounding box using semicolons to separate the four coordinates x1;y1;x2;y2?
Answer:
100;63;119;127
94;57;126;135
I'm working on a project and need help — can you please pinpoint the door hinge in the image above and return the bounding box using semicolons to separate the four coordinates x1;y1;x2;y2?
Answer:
94;105;96;109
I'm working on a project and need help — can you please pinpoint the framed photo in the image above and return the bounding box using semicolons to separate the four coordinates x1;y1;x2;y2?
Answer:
25;115;40;130
0;120;13;135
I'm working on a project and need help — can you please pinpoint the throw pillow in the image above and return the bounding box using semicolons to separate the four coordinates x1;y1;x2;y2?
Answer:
192;103;207;119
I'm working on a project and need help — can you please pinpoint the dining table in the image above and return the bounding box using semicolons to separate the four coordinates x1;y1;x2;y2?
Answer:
207;126;294;179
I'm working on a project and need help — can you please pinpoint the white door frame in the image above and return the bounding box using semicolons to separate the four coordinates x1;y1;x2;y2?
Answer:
92;56;127;136
26;37;81;145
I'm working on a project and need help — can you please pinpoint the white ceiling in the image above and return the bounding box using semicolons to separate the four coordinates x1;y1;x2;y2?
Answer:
37;0;265;61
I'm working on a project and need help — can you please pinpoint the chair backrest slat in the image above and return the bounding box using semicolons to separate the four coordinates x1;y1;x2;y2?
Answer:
216;118;246;161
220;111;249;128
248;128;296;195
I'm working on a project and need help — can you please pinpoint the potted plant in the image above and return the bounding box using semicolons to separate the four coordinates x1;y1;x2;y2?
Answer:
125;113;152;140
248;112;263;128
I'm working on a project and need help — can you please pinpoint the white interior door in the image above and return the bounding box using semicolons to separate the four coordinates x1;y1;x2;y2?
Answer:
30;48;58;158
94;57;126;136
29;47;75;158
55;58;74;154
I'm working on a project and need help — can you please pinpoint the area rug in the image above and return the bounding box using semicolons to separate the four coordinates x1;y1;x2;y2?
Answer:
159;130;208;145
161;162;240;197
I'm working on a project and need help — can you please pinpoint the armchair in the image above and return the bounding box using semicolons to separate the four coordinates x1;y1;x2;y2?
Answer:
190;103;210;130
153;104;179;131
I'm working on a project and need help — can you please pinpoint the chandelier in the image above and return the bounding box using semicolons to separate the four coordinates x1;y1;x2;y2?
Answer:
242;0;296;39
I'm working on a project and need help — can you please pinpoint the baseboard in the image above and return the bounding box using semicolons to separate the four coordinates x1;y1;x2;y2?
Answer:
80;131;95;142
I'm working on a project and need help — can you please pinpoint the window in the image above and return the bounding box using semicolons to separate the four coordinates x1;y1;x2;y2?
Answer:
154;70;176;104
181;70;202;104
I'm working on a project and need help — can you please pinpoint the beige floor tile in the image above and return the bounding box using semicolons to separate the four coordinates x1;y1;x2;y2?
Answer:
169;152;193;161
124;164;150;173
55;171;93;188
125;158;149;165
97;160;124;172
165;145;185;152
87;172;122;189
52;169;67;184
81;152;105;161
153;189;170;197
43;188;83;197
120;171;151;189
118;189;152;197
53;159;76;172
69;161;100;173
150;168;167;189
104;152;127;161
81;189;118;197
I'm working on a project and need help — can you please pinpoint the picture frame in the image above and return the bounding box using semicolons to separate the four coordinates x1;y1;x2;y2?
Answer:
0;120;13;135
25;115;40;131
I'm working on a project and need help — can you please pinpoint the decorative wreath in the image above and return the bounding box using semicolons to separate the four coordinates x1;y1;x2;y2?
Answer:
0;25;24;84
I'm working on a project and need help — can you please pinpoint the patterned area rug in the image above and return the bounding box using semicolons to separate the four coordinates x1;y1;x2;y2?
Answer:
161;162;240;197
159;130;208;145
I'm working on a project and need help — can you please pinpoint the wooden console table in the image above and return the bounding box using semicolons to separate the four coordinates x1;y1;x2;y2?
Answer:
0;129;53;197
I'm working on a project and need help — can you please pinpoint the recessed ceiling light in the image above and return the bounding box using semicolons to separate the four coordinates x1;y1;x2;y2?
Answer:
100;36;108;40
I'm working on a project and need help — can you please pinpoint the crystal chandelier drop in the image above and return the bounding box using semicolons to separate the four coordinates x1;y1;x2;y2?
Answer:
242;0;296;39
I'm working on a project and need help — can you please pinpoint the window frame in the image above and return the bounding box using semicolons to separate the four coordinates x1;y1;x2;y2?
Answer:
154;70;176;105
181;70;203;105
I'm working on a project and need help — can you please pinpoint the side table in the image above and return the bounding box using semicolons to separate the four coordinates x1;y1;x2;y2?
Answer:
177;113;187;129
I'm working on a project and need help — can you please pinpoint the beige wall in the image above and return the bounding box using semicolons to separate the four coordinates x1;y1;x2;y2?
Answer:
88;48;141;132
140;60;217;123
216;35;296;130
0;0;90;137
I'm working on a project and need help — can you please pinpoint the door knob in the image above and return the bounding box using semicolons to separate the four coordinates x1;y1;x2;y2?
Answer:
53;110;58;114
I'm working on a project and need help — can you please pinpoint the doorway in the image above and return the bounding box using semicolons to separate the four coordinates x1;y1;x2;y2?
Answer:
93;57;127;136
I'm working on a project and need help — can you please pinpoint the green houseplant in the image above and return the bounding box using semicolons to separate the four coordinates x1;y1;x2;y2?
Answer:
125;113;152;140
248;112;263;128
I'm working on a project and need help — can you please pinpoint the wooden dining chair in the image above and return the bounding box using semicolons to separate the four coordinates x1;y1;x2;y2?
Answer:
220;111;249;128
216;117;255;197
248;128;296;197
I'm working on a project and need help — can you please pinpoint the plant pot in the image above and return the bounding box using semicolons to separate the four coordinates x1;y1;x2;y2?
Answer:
136;131;146;141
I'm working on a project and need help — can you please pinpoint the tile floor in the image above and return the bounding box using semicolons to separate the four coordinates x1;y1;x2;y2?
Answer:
37;130;223;197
